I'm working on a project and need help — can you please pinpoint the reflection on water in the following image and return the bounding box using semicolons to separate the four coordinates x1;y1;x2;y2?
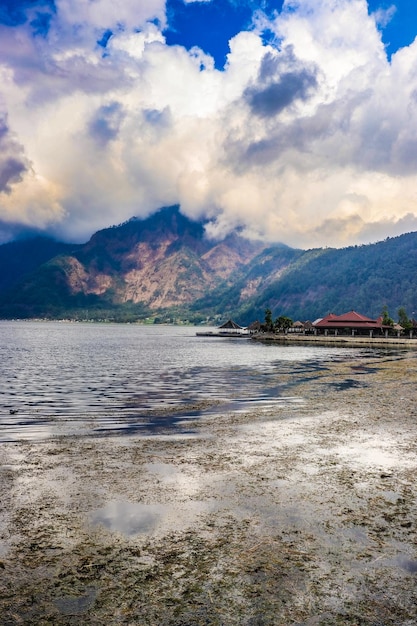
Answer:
329;378;367;391
1;321;367;442
92;501;166;535
91;499;212;536
394;556;417;573
54;588;97;616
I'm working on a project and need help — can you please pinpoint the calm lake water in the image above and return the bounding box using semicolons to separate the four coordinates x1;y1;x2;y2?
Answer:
0;321;364;442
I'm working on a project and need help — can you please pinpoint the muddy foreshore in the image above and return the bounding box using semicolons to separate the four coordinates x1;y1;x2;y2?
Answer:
1;349;417;625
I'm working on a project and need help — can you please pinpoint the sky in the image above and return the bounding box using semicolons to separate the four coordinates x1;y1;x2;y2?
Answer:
1;0;417;249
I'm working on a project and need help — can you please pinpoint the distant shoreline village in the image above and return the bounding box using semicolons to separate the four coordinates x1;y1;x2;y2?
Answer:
197;310;417;348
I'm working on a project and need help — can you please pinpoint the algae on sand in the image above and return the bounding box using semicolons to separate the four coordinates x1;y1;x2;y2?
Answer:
1;351;417;624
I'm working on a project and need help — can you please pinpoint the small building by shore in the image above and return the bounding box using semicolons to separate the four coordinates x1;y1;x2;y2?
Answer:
196;319;249;338
314;310;391;337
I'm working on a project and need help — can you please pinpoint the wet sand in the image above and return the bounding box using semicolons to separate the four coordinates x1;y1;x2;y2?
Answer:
1;349;417;624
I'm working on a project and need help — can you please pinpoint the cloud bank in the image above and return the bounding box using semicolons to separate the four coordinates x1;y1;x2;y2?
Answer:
1;0;417;247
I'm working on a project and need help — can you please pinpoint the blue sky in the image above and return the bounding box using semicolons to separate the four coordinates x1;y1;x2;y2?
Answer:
165;0;416;67
1;0;417;248
367;0;417;55
165;1;284;69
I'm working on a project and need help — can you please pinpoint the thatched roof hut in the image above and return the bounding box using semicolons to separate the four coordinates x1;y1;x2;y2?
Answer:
218;319;245;330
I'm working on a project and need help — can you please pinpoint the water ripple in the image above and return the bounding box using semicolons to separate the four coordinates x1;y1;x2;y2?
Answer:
0;321;362;442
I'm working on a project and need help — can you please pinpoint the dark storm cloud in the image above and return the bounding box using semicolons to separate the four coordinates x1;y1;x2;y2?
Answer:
88;102;125;145
0;157;27;193
235;91;372;171
248;69;317;116
0;116;29;193
244;50;318;117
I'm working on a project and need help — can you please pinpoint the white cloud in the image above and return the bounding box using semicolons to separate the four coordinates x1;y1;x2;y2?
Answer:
1;0;417;247
372;5;396;29
56;0;167;31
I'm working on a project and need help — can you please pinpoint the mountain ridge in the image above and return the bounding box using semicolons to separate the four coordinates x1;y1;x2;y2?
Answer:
1;206;416;324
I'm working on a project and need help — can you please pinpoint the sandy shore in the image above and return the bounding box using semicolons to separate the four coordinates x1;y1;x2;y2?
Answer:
1;348;417;624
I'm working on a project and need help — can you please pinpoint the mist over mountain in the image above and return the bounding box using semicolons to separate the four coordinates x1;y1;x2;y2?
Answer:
1;205;416;324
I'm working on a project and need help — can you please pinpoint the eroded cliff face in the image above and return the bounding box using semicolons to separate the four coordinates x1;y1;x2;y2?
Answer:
120;245;217;308
61;206;265;309
64;257;113;296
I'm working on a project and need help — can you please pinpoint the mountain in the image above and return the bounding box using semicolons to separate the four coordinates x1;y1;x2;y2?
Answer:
0;206;416;324
189;231;417;324
0;206;266;321
243;233;417;322
0;236;78;295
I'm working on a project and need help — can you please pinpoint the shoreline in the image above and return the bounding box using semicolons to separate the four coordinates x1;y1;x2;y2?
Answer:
2;350;417;623
251;332;417;348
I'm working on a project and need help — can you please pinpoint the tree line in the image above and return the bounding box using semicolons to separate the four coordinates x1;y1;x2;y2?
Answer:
382;305;416;330
262;305;416;333
261;308;293;333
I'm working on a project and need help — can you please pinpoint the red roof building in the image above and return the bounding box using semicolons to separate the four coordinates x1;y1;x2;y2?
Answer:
314;310;389;335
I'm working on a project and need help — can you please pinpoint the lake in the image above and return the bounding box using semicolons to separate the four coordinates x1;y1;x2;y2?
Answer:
2;321;417;623
0;320;362;442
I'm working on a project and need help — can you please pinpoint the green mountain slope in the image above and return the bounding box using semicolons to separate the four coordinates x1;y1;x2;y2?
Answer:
239;234;417;322
0;207;416;323
0;237;77;294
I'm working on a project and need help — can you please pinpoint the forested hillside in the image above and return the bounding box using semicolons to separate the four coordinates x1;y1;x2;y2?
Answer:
0;237;77;295
0;207;416;324
234;233;417;323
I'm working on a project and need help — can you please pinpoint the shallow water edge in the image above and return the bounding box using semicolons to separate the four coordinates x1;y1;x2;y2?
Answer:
1;328;417;624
